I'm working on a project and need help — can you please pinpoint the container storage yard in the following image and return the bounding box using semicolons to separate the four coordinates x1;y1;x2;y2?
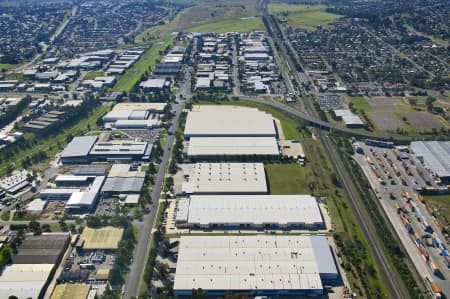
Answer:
353;139;449;298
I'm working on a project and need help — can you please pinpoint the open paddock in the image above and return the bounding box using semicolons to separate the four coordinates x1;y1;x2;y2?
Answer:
366;97;401;110
370;113;405;132
403;112;445;132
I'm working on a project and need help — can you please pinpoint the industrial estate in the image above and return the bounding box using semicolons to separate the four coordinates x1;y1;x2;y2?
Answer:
0;0;448;299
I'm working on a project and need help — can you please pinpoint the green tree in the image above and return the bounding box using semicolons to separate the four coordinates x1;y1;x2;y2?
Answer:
28;221;41;235
86;216;102;228
109;265;123;285
42;223;51;232
426;96;436;111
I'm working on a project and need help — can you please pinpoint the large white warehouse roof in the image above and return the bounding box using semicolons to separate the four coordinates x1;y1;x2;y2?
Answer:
174;235;337;295
182;163;267;194
410;141;450;178
175;194;323;228
187;137;279;158
184;106;277;138
0;264;54;299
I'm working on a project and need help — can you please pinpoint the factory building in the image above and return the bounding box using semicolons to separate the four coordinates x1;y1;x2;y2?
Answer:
184;106;277;139
0;234;70;299
187;137;279;160
41;175;105;213
175;195;324;229
332;109;364;128
89;141;152;162
173;235;338;296
410;141;450;183
102;102;166;129
65;176;105;213
101;164;145;195
60;135;152;164
60;136;98;164
0;170;30;195
181;163;267;195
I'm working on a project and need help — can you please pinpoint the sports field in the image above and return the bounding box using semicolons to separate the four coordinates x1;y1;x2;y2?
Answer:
81;226;124;250
269;4;341;30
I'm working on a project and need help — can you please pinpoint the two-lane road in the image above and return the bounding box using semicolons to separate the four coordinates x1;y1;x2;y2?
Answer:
122;47;193;299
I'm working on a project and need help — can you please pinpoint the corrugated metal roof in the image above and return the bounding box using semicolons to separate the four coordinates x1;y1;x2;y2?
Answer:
177;195;323;228
188;137;279;157
61;136;98;158
182;163;267;194
102;177;144;193
174;235;327;294
411;141;450;178
184;106;277;138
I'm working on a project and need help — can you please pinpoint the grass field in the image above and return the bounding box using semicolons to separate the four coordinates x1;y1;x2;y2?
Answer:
265;163;314;194
135;0;261;42
269;4;341;30
346;95;449;134
0;104;109;176
0;63;18;73
112;35;175;92
186;17;264;33
425;194;450;228
84;71;105;80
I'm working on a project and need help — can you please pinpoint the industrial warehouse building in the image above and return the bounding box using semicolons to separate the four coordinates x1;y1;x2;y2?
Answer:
184;106;277;139
175;195;324;229
410;141;450;182
101;164;145;194
181;163;267;194
0;264;55;299
41;175;105;213
60;135;152;164
187;137;279;160
89;141;152;162
60;136;98;164
332;109;364;128
102;102;166;129
0;234;71;299
173;235;338;296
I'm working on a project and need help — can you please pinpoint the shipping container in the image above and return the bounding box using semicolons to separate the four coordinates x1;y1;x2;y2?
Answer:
418;195;425;203
404;192;411;201
422;220;430;232
443;256;450;268
431;283;442;294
